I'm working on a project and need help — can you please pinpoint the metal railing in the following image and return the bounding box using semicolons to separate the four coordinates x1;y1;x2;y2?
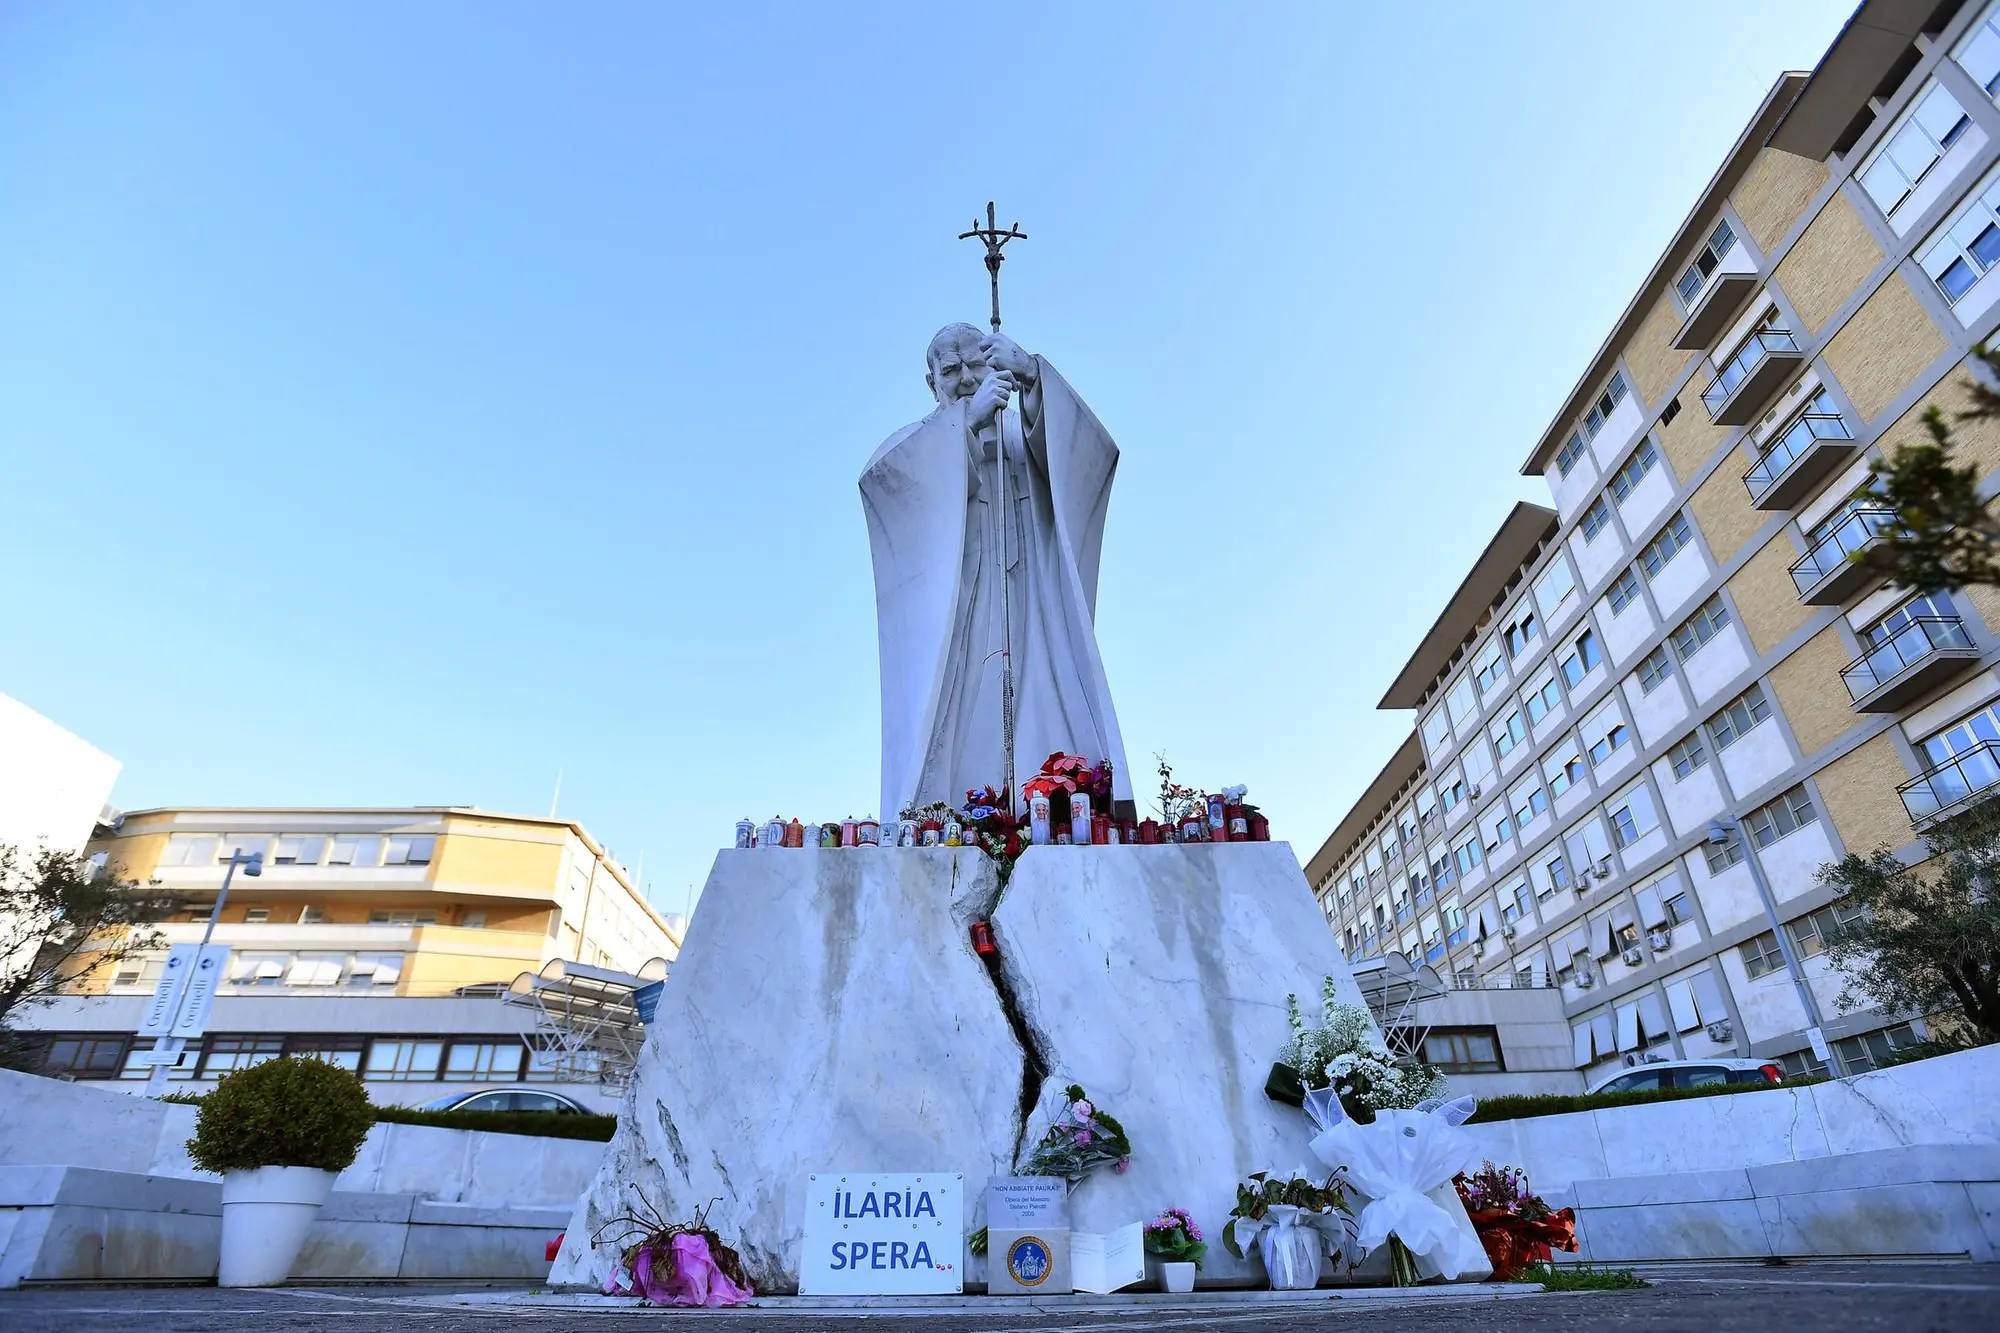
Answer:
1791;508;1897;593
1899;740;2000;822
1703;328;1801;417
1744;412;1853;500
1842;616;1975;699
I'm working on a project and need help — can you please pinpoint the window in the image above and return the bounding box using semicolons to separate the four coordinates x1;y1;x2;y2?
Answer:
285;953;345;986
1920;170;2000;305
327;836;381;868
1709;683;1772;751
273;835;324;866
1676;218;1738;306
40;1035;129;1080
1703;829;1747;874
1609;438;1660;505
159;834;218;867
1859;82;1972;219
199;1035;286;1079
347;953;404;986
1416;1027;1504;1074
1534;559;1578;619
1833;1023;1920;1075
1639;513;1693;579
442;1039;527;1083
1637;646;1674;693
1739;930;1788;979
368;910;438;926
218;834;271;865
1670;595;1731;661
228;953;288;986
1961;6;2000;98
1580;496;1614;543
1545;743;1586;797
1453;836;1483;877
299;905;326;924
1491;710;1528;758
1776;1048;1831;1080
1483;808;1514;853
1666;734;1708;780
1559;629;1602;687
285;1036;365;1071
1608;568;1640;616
1919;702;2000;767
1583;373;1629;439
384;835;436;867
1524;675;1563;726
1745;785;1818;848
1504;608;1541;658
364;1038;445;1082
1422;707;1453;755
1608;783;1659;848
1556;430;1587;477
1511;780;1549;827
1474;643;1507;695
243;907;270;923
1545;854;1572;894
1445;675;1478;728
1589;722;1630;767
1663;888;1694;926
1788;898;1865;958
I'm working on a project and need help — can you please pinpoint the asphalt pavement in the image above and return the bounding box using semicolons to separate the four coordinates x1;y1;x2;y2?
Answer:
2;1261;1996;1331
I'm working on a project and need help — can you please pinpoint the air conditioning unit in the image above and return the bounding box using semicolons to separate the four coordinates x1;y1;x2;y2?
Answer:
1469;785;1482;799
1647;929;1672;952
1620;946;1644;966
1622;1052;1642;1067
1592;859;1613;880
1500;923;1517;940
1472;939;1486;956
1575;969;1596;989
1704;1020;1734;1042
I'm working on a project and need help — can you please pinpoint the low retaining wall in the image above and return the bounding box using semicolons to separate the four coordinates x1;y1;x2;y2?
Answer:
0;1165;567;1286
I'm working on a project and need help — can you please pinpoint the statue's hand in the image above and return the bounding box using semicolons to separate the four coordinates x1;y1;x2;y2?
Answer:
979;333;1037;386
967;370;1014;433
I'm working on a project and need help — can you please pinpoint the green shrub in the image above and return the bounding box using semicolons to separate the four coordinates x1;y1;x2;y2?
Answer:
186;1055;375;1174
1466;1076;1824;1125
369;1105;616;1142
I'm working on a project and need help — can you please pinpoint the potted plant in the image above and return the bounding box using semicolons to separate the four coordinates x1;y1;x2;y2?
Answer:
1142;1207;1206;1293
186;1054;375;1286
1221;1169;1351;1290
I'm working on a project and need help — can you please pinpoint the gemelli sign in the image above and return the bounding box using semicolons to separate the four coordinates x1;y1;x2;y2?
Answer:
798;1173;963;1295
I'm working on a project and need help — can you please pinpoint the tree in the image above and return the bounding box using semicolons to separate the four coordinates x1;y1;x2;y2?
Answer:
1859;343;2000;593
0;842;177;1068
1815;796;2000;1041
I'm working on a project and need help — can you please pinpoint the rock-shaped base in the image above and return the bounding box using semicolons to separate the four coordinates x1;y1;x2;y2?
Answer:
554;842;1466;1292
552;848;1022;1292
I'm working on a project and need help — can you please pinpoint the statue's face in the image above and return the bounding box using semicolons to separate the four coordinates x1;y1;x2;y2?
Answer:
929;335;987;407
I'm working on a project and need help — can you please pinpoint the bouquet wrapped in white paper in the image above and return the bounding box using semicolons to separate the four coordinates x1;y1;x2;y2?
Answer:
1302;1087;1489;1284
1220;1169;1353;1291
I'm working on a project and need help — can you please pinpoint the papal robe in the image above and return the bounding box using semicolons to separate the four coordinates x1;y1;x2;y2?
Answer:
861;357;1133;821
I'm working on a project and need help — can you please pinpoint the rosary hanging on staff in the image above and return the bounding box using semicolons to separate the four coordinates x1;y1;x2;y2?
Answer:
959;202;1028;812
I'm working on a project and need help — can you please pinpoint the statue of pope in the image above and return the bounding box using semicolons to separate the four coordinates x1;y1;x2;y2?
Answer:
860;324;1132;821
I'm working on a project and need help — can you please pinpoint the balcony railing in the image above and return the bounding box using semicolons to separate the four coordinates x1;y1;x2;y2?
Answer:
1672;269;1761;350
1900;740;2000;823
1791;508;1897;604
1744;412;1856;510
1842;616;1981;711
1703;328;1805;426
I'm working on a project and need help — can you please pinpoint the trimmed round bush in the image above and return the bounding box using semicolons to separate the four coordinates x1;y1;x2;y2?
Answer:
187;1055;375;1175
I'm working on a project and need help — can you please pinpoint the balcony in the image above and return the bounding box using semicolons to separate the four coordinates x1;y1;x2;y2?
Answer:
1703;329;1805;426
1900;741;2000;824
1842;617;1982;712
1744;412;1856;510
1790;508;1897;605
1672;271;1761;350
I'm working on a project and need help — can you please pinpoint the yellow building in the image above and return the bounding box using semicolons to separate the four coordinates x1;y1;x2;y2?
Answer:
21;806;681;1108
1311;0;2000;1089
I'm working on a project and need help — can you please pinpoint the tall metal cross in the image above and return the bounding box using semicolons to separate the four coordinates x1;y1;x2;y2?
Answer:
958;201;1027;332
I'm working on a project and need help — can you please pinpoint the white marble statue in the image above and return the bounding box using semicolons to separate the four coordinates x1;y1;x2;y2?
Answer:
861;324;1132;820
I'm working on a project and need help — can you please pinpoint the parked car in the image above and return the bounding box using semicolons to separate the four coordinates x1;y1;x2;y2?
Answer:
1586;1058;1783;1096
417;1089;594;1115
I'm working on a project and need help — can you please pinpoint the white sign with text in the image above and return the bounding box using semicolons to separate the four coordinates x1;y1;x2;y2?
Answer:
798;1172;963;1295
137;944;231;1040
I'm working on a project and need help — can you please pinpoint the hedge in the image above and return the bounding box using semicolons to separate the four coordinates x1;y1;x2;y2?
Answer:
164;1090;618;1142
1465;1075;1822;1125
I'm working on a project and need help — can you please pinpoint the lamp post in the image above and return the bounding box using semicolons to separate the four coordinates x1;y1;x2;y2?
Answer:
1705;818;1828;1066
144;848;262;1096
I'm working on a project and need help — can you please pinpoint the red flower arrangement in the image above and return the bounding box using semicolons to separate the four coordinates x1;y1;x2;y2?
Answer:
1022;751;1092;800
1452;1161;1578;1280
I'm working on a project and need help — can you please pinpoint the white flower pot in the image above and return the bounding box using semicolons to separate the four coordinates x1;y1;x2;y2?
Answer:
1159;1260;1196;1293
218;1165;337;1287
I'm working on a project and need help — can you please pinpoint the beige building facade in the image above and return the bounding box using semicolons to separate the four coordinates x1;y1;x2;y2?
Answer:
1309;0;2000;1088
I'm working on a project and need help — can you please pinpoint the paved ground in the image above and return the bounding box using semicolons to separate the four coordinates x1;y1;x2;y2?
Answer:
2;1262;1997;1331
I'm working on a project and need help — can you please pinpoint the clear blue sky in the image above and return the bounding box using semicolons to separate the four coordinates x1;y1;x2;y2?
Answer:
1;1;1855;917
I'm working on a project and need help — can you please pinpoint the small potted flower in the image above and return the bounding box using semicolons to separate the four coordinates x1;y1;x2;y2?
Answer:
186;1055;375;1286
1143;1207;1206;1293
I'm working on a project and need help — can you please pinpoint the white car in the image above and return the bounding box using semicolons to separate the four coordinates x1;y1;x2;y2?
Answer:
417;1089;596;1114
1586;1058;1783;1096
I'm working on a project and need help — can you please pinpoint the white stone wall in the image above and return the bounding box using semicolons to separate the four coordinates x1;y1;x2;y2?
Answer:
0;693;119;855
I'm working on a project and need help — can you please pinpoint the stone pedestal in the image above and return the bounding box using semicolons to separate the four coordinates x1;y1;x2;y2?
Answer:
552;843;1398;1292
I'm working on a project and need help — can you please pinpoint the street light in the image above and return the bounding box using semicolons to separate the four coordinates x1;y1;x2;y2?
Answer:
143;848;263;1096
1706;818;1829;1067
